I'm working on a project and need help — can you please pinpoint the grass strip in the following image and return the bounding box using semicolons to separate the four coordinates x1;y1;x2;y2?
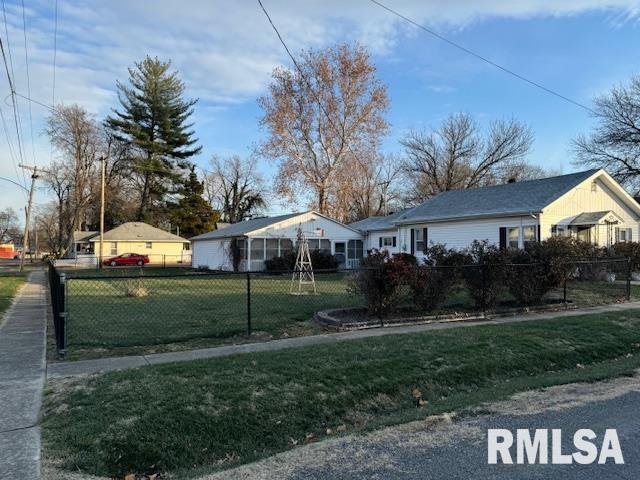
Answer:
0;274;26;319
42;309;640;478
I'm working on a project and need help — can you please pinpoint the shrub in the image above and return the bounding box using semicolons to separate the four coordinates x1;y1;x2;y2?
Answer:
613;241;640;271
264;254;294;272
347;251;413;317
459;241;506;310
264;250;339;272
408;245;466;312
408;265;453;312
504;241;573;305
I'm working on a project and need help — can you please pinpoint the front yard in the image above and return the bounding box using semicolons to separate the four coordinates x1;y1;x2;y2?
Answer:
42;309;640;479
59;266;638;360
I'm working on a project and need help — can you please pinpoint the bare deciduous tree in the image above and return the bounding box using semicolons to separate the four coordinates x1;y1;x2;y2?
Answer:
257;43;389;217
343;154;404;222
573;75;640;193
401;112;533;203
0;208;20;244
204;155;267;224
46;104;104;254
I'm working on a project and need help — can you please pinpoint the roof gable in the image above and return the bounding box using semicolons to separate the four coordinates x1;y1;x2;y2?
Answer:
396;169;600;224
191;211;360;241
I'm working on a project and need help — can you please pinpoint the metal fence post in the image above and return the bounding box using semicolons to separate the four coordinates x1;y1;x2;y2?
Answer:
246;272;252;336
59;272;67;358
627;256;632;301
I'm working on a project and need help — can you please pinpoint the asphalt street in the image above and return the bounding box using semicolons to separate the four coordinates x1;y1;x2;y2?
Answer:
205;376;640;480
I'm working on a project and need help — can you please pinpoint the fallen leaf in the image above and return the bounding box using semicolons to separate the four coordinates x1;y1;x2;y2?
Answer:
124;475;135;480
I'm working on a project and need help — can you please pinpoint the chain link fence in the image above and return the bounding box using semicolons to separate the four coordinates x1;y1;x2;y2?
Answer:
47;257;635;358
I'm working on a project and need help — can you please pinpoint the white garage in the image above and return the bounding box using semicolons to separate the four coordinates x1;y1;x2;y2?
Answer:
190;211;364;271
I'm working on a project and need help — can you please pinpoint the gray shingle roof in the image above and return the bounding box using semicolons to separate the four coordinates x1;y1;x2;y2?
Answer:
349;209;414;232
190;213;305;241
73;231;98;243
89;222;188;242
395;169;600;224
570;211;614;225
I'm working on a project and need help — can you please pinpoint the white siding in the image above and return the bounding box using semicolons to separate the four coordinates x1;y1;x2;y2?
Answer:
249;211;360;242
540;175;640;246
398;216;539;259
365;229;401;254
192;238;232;270
191;211;363;271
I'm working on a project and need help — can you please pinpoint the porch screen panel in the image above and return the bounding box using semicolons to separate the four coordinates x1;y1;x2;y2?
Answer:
266;238;279;259
319;239;331;254
250;238;265;260
280;238;293;256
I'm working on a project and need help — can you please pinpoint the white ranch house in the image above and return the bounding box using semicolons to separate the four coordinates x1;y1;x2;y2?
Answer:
350;169;640;260
190;211;364;271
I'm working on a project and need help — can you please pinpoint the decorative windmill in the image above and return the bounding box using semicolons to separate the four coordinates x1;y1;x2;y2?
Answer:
290;226;317;295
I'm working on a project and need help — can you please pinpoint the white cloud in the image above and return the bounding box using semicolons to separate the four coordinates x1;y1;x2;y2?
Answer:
0;0;639;214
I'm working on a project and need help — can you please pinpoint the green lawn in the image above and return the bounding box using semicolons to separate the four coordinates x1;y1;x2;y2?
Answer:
61;265;638;360
0;273;26;320
42;309;640;479
64;272;363;359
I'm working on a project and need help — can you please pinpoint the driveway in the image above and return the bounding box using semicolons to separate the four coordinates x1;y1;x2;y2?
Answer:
202;374;640;480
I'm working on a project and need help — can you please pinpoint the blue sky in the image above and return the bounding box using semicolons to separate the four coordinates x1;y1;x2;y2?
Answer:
1;0;639;218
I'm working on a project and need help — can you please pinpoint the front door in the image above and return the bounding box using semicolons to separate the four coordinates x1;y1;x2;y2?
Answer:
334;242;346;268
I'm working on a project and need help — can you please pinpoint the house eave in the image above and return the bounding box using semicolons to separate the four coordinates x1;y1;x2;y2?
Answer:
393;211;542;226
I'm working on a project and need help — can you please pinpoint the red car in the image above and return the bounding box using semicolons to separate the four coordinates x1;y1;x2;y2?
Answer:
103;253;149;267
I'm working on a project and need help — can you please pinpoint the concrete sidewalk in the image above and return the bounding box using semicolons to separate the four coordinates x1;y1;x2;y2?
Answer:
47;299;640;379
0;271;47;480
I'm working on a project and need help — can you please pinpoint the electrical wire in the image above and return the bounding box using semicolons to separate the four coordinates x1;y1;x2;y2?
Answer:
21;0;36;164
1;0;27;188
0;104;27;199
368;0;597;115
51;0;57;108
257;0;362;164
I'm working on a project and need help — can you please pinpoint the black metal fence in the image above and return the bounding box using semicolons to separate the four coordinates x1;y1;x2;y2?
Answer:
46;257;635;358
47;263;67;356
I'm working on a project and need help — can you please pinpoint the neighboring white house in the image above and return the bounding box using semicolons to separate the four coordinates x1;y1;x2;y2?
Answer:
353;169;640;262
190;211;364;271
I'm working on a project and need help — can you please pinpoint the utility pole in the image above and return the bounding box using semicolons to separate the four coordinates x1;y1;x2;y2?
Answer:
98;155;105;268
19;165;39;272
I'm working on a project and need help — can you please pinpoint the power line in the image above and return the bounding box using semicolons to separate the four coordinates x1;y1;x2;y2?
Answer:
0;104;26;199
21;0;37;164
1;0;27;188
368;0;596;115
14;91;56;111
257;0;362;165
51;0;57;108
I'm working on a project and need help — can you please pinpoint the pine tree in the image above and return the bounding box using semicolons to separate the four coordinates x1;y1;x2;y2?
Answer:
169;168;219;238
107;56;201;221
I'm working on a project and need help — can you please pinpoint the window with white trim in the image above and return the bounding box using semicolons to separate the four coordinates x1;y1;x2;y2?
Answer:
381;236;395;247
415;229;425;252
522;226;536;246
507;227;519;248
